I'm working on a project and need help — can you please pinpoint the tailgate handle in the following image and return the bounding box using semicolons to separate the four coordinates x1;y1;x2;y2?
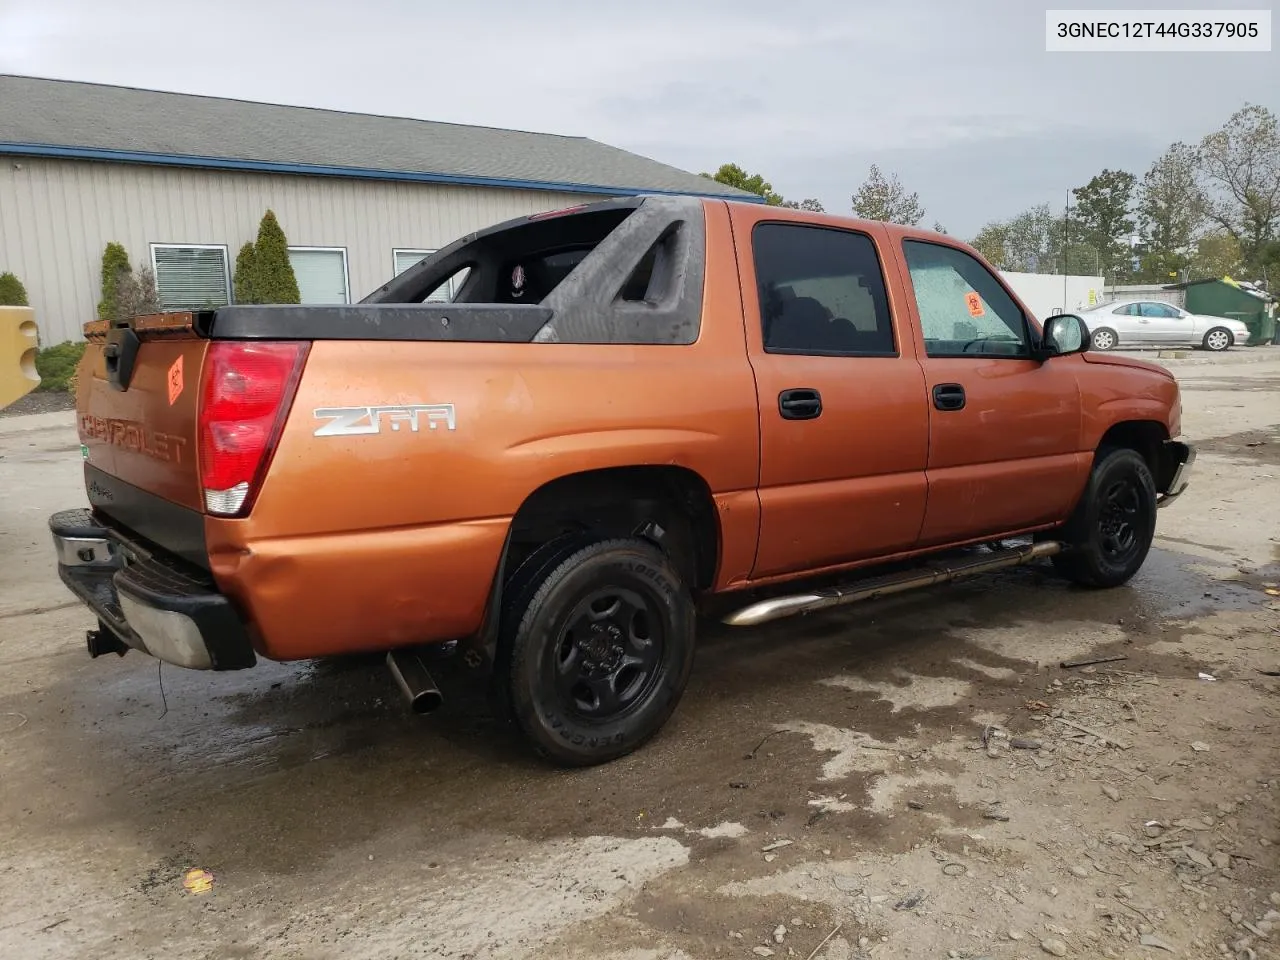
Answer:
104;322;141;392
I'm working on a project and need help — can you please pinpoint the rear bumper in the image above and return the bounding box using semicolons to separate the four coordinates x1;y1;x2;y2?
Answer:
49;508;256;670
1157;440;1195;509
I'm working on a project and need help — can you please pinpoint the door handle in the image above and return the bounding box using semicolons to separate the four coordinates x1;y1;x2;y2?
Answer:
932;383;966;411
779;388;822;420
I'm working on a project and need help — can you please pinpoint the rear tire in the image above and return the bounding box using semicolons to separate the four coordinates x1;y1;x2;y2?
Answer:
503;538;695;766
1090;327;1118;351
1051;448;1156;588
1202;327;1232;352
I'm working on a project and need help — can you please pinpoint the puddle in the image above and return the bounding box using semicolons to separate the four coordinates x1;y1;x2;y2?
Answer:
819;673;973;712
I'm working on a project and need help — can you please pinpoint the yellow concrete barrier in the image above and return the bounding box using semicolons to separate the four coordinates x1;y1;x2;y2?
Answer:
0;306;41;409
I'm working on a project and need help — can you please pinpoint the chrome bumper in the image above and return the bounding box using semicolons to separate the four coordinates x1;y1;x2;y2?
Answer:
49;508;256;671
1157;441;1195;509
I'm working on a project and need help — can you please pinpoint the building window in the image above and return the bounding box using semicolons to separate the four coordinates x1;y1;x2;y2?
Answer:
288;247;350;304
151;244;230;311
393;249;467;303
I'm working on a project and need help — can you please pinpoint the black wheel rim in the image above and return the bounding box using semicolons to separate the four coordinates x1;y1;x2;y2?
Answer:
1098;476;1144;561
552;587;664;722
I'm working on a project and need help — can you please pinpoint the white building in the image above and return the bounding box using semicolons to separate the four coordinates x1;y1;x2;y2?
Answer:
0;76;753;344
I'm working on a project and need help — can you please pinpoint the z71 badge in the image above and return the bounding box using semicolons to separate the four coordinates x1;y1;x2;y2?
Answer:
313;404;456;437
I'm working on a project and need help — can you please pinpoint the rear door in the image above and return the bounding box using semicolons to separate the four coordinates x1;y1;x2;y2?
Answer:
894;237;1088;547
729;207;930;579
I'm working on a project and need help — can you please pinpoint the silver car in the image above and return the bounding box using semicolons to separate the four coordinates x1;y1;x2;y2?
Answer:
1077;298;1251;352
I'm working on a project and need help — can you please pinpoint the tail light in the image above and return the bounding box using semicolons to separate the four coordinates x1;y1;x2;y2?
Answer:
198;341;308;516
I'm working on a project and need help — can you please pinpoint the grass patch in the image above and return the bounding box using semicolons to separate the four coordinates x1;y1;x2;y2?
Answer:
35;341;87;392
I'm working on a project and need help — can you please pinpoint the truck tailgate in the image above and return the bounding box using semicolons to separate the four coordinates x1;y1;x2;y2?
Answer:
77;317;209;559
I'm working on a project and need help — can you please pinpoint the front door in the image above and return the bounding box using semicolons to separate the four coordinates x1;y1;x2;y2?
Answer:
895;238;1089;547
730;210;930;580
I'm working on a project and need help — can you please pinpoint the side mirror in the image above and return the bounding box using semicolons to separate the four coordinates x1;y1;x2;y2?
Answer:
1038;314;1089;359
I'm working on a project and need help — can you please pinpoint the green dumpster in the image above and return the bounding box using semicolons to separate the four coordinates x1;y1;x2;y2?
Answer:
1180;278;1276;346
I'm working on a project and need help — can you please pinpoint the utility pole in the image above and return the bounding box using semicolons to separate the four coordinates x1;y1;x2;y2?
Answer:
1063;189;1070;309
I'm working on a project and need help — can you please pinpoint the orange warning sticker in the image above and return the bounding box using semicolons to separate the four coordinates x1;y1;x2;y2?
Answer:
167;355;184;405
964;291;985;317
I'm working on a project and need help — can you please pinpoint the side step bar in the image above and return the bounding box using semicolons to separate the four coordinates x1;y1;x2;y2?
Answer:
723;540;1065;628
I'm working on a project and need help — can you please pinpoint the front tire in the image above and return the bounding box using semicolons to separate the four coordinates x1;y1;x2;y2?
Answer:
1203;327;1232;352
1090;327;1118;351
1051;448;1157;588
503;538;696;766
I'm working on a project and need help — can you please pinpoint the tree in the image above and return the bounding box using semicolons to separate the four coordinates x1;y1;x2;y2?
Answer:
248;210;301;304
1190;232;1244;279
97;242;132;320
1135;143;1205;283
969;204;1101;275
233;242;258;304
851;164;924;225
1070;169;1137;282
781;198;826;212
971;221;1011;268
1197;104;1280;270
1257;239;1280;285
700;163;784;205
114;266;161;319
0;271;28;306
932;222;948;235
1003;204;1061;272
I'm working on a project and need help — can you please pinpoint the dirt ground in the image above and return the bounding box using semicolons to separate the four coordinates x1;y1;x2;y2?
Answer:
1;350;1278;960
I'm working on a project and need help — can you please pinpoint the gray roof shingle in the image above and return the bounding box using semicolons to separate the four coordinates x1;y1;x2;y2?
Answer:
0;75;757;199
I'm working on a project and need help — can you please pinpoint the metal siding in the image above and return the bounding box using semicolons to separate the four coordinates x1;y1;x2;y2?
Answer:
0;157;592;344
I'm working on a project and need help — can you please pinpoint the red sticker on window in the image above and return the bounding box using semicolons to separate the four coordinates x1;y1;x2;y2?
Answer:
167;355;184;405
964;292;985;317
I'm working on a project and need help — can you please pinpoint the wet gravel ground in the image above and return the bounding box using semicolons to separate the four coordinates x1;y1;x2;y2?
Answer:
0;390;75;418
1;350;1277;960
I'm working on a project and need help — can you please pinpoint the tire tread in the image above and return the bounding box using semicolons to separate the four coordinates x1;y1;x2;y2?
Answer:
504;537;695;766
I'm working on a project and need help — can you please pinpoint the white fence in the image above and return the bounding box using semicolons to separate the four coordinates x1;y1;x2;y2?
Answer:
999;271;1105;322
1104;284;1186;309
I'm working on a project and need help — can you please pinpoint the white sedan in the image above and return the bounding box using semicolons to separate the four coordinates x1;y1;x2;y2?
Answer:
1076;298;1251;352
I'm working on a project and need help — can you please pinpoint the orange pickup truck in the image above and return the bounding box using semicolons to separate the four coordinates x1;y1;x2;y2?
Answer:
51;196;1193;765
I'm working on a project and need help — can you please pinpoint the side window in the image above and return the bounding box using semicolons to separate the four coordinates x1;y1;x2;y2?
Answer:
902;240;1030;358
752;222;896;356
1113;304;1139;316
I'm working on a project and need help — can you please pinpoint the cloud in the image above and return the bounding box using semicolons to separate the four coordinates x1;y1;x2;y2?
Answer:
1;0;1275;235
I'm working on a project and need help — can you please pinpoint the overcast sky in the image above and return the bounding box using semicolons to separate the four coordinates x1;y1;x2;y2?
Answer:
1;0;1276;236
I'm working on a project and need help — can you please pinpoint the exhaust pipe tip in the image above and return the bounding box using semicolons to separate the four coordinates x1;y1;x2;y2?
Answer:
386;649;444;715
407;687;444;715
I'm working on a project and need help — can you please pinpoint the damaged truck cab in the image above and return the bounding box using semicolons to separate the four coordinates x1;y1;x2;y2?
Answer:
51;196;1193;765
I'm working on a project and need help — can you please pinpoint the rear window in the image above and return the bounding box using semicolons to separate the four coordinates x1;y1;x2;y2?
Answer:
363;196;706;345
382;207;635;305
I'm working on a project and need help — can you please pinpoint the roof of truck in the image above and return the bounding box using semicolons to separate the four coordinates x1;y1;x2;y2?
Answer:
0;74;762;201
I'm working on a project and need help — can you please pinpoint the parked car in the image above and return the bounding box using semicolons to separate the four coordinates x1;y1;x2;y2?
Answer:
1078;298;1251;352
51;197;1193;766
